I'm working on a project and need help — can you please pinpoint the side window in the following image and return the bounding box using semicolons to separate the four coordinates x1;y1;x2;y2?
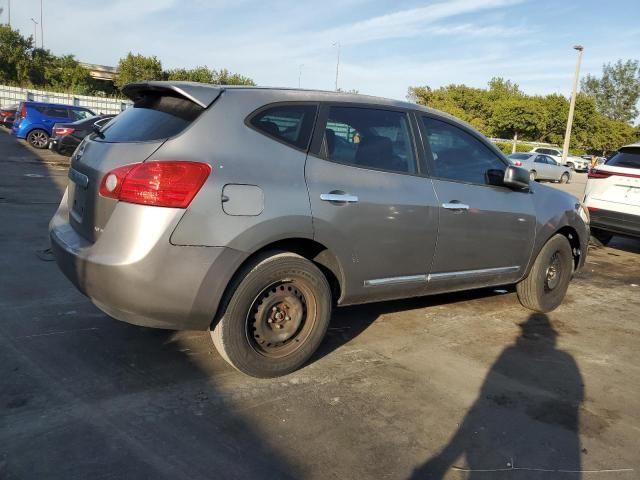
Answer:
46;107;71;118
534;155;546;164
421;116;506;185
322;106;416;174
249;104;317;150
70;109;95;120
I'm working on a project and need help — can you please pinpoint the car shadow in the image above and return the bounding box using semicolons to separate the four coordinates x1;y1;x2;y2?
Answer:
407;313;584;479
313;286;515;363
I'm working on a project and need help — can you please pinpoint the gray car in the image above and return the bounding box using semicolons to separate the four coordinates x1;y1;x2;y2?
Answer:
50;82;589;377
508;153;572;183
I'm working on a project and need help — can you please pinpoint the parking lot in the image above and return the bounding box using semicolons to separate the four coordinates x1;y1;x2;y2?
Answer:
1;127;639;479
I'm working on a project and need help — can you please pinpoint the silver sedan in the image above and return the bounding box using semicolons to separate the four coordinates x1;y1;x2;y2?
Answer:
508;153;572;183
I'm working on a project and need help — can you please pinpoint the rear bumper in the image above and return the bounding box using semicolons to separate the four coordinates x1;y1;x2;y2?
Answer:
50;190;247;330
590;208;640;238
49;136;77;155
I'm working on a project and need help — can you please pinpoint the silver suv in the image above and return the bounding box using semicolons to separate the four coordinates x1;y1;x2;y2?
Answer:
50;82;589;377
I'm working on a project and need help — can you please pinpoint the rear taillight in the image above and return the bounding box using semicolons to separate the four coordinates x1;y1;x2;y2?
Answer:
588;168;640;180
512;160;523;167
54;127;75;136
587;169;612;179
99;161;211;208
19;104;27;120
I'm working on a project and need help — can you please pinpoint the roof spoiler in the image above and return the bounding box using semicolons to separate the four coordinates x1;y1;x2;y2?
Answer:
121;81;223;109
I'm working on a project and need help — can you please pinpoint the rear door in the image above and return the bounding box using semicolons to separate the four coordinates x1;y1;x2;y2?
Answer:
67;85;220;242
419;115;535;291
43;106;72;133
533;155;552;179
305;104;439;304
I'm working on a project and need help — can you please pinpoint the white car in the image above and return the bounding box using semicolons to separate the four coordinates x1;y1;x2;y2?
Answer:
530;147;589;172
584;144;640;245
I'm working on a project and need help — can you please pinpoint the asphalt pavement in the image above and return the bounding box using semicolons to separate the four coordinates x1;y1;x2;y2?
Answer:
1;128;639;479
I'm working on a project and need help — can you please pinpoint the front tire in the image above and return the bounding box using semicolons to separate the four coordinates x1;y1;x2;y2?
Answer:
27;129;49;149
516;234;573;312
211;251;332;378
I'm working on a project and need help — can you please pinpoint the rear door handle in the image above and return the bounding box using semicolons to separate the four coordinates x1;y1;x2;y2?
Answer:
320;193;359;203
442;202;469;211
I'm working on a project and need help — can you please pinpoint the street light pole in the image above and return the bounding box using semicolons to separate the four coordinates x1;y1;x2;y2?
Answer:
298;64;304;88
562;45;584;163
332;42;340;91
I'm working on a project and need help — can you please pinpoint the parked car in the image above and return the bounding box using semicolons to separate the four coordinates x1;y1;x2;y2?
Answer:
0;104;18;128
11;101;96;149
530;147;589;171
508;153;572;183
584;143;640;245
49;114;115;156
50;82;589;378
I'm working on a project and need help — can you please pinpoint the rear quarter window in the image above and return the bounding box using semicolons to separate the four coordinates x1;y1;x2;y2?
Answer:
98;92;203;143
248;104;317;150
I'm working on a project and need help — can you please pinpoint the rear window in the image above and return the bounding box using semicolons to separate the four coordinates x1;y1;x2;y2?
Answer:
98;92;203;143
606;147;640;169
509;153;531;160
249;104;317;150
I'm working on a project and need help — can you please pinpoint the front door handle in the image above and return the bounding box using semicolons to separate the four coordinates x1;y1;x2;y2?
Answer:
442;201;469;211
320;193;359;203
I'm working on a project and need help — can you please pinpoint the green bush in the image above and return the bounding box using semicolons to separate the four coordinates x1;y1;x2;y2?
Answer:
492;141;533;155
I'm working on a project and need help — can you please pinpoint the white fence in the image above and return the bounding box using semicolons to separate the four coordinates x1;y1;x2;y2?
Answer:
0;85;131;115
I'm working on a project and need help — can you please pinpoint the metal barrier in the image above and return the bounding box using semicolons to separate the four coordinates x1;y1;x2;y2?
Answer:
0;85;131;115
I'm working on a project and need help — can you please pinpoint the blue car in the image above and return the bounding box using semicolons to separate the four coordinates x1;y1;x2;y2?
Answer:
12;101;95;149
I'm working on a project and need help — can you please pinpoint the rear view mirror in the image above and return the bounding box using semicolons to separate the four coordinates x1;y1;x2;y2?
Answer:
503;165;530;190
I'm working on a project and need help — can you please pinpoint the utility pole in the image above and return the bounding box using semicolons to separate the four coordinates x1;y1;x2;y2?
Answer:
30;17;38;47
332;42;340;91
562;45;584;163
298;64;304;88
40;0;44;48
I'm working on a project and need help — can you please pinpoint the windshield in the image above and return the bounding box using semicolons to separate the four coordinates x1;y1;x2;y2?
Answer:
605;147;640;169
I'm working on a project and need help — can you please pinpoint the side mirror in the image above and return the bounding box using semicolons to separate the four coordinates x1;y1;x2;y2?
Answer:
503;165;530;190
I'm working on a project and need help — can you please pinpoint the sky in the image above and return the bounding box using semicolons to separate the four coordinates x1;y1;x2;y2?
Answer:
3;0;640;101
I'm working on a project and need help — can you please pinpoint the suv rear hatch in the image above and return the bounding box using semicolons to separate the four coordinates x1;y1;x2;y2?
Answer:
588;146;640;208
66;82;221;242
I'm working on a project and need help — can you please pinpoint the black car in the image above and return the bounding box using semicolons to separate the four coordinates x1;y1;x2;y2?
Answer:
49;114;115;155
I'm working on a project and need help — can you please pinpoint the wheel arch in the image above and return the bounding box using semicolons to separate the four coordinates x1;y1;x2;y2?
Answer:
26;126;50;142
554;225;582;270
212;238;344;328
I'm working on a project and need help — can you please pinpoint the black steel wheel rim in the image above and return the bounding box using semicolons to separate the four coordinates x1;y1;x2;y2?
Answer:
544;251;562;291
246;280;317;358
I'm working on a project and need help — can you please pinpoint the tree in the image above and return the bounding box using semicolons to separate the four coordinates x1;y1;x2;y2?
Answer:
581;59;640;123
115;52;164;89
211;68;255;86
489;97;547;151
0;25;33;85
166;66;214;83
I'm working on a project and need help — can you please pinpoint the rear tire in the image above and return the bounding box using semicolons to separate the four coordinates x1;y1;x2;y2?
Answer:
560;172;570;184
516;234;573;312
529;170;536;182
590;228;612;247
27;129;49;149
211;251;332;378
